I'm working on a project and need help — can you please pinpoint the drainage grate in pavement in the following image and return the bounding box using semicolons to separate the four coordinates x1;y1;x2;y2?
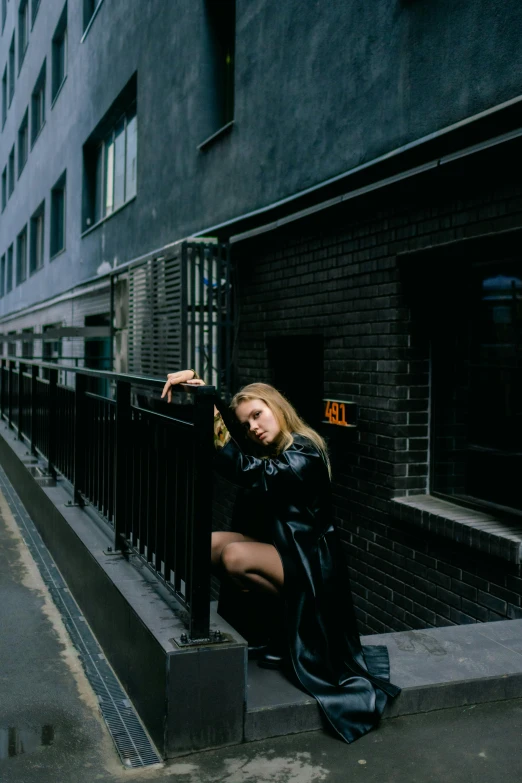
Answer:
0;465;162;768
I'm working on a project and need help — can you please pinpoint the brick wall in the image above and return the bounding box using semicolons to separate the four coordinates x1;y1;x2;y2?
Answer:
214;172;522;635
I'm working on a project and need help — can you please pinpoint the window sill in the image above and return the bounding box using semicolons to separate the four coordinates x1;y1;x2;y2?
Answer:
50;247;66;262
198;120;234;152
81;0;106;43
391;494;522;564
31;121;46;150
51;76;67;110
81;195;136;238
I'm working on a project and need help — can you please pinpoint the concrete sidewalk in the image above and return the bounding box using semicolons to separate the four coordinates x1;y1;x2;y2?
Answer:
2;479;522;783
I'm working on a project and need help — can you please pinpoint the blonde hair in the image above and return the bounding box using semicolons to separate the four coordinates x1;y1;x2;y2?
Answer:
230;383;331;477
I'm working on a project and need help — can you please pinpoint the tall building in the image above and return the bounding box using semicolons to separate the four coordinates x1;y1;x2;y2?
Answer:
1;0;521;633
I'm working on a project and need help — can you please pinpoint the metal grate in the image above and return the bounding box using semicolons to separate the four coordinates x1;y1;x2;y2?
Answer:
127;239;233;398
0;465;162;768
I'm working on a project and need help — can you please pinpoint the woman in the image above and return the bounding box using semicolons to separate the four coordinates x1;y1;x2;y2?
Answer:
162;369;400;744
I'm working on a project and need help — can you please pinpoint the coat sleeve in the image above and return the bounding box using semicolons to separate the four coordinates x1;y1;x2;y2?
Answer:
213;436;325;493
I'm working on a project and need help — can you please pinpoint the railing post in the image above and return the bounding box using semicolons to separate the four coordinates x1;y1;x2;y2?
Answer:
73;373;87;507
48;367;58;479
18;362;24;440
187;386;214;640
114;380;131;550
31;365;38;456
8;360;13;429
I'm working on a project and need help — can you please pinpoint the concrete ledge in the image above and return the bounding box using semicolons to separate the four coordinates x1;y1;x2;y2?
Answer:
392;494;522;563
246;620;522;741
0;423;247;758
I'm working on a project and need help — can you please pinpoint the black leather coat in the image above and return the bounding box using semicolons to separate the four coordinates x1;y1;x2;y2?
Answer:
214;433;401;744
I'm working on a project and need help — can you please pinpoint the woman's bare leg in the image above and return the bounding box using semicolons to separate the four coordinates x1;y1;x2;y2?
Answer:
220;541;284;596
211;531;257;570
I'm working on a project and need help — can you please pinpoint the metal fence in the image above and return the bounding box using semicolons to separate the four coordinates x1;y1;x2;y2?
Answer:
0;358;215;640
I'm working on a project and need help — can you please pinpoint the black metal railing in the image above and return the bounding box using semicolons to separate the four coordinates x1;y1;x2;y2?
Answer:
0;358;216;640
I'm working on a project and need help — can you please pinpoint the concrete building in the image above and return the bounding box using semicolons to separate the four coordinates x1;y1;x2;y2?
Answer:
1;0;521;634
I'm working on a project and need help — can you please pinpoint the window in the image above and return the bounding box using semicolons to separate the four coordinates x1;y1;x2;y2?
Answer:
1;165;6;211
16;225;27;285
31;59;45;143
431;257;522;515
6;244;13;293
83;0;103;33
0;254;5;298
51;3;67;102
21;327;33;358
8;33;15;105
50;170;65;257
8;145;14;196
83;92;137;229
18;109;28;176
42;323;61;367
31;0;41;25
18;0;29;71
1;66;6;127
7;331;17;357
2;0;7;33
29;199;44;273
206;0;235;130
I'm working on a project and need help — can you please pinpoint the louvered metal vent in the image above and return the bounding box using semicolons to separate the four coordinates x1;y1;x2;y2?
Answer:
128;240;232;397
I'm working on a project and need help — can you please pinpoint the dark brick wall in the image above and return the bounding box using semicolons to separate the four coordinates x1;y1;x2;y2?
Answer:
214;169;522;635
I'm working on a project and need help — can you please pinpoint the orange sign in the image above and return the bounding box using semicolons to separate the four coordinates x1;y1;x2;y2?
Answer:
322;399;356;428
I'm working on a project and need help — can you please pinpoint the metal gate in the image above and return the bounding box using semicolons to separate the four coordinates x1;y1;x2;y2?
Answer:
126;240;233;398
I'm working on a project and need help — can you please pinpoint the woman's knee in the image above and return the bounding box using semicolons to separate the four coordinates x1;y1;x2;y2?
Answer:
220;542;246;578
211;532;231;564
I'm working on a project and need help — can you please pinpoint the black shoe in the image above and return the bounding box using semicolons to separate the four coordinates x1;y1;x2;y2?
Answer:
248;642;268;660
258;638;286;669
258;649;285;669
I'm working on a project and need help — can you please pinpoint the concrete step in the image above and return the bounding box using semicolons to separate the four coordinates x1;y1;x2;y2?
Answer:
245;619;522;741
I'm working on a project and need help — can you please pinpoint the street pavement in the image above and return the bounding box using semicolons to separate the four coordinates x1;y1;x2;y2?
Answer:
1;492;522;783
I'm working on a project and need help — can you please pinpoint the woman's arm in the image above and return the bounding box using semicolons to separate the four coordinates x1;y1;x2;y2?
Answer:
215;437;325;491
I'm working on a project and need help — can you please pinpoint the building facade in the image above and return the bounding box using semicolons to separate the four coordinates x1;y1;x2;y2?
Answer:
0;0;521;634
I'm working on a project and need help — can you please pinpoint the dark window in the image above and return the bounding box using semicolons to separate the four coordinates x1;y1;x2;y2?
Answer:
31;58;45;143
83;85;137;229
205;0;235;130
2;0;7;33
7;331;17;357
50;170;66;257
18;108;28;176
8;144;14;196
21;327;33;358
432;258;522;515
18;0;29;71
1;66;6;127
6;244;13;293
16;224;27;285
83;0;102;32
51;3;67;102
85;313;111;395
0;254;5;297
30;199;44;273
31;0;41;25
42;323;61;369
8;32;15;105
1;165;6;211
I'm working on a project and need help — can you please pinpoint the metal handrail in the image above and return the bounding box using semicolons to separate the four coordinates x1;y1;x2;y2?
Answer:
0;357;216;640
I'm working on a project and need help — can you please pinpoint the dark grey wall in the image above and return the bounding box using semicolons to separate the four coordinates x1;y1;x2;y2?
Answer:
1;0;522;316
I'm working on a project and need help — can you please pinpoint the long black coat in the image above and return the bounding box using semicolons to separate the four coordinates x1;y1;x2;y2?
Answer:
214;433;401;744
